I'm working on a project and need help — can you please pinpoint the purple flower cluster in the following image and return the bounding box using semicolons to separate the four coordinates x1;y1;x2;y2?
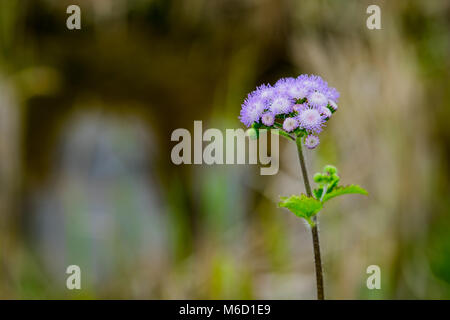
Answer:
239;74;339;149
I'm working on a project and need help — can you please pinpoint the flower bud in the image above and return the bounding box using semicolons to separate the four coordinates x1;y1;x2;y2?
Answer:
324;165;337;175
246;128;258;140
313;173;324;183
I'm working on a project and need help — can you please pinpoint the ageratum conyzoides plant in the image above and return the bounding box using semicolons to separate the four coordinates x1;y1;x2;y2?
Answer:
240;74;368;300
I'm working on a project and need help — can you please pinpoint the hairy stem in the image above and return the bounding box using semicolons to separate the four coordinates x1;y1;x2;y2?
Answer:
295;136;325;300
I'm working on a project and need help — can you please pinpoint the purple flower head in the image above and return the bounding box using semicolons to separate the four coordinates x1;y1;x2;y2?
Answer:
287;83;309;101
239;95;265;127
298;74;327;92
275;77;308;100
255;84;276;106
297;107;326;133
274;77;296;92
269;92;294;115
283;117;298;132
297;74;340;105
326;87;340;102
239;74;339;132
307;90;329;108
305;135;320;149
261;112;275;126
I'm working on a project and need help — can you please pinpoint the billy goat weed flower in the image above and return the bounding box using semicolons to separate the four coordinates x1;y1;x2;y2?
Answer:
239;74;368;300
261;112;275;126
239;74;338;146
305;134;320;149
297;107;325;133
282;117;298;132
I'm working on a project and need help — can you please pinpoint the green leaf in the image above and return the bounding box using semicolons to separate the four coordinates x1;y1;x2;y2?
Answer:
321;184;368;203
278;194;323;225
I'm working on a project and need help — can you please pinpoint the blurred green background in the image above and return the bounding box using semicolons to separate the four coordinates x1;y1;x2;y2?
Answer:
0;0;449;299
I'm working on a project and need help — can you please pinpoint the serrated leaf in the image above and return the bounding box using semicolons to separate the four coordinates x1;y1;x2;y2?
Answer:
321;184;368;203
279;194;323;225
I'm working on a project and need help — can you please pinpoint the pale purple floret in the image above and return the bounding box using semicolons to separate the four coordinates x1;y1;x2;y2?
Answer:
261;112;275;126
239;95;265;127
326;87;340;102
269;93;293;115
255;84;276;106
298;74;327;92
305;135;320;149
299;74;339;104
287;82;309;100
276;77;309;100
274;77;296;93
283;117;298;132
297;108;326;133
307;91;329;108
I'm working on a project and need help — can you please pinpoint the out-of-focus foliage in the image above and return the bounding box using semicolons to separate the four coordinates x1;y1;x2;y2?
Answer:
0;0;449;299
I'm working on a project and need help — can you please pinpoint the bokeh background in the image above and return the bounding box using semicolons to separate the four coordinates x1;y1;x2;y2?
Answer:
0;0;449;299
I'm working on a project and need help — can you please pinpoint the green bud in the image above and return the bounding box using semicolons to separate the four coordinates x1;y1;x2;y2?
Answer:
313;173;324;183
324;165;337;175
246;128;259;140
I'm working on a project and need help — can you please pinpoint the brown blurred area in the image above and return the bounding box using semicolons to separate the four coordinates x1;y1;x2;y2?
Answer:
0;0;449;299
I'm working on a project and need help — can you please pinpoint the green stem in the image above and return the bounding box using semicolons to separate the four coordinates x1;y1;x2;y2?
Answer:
273;124;296;141
295;136;325;300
